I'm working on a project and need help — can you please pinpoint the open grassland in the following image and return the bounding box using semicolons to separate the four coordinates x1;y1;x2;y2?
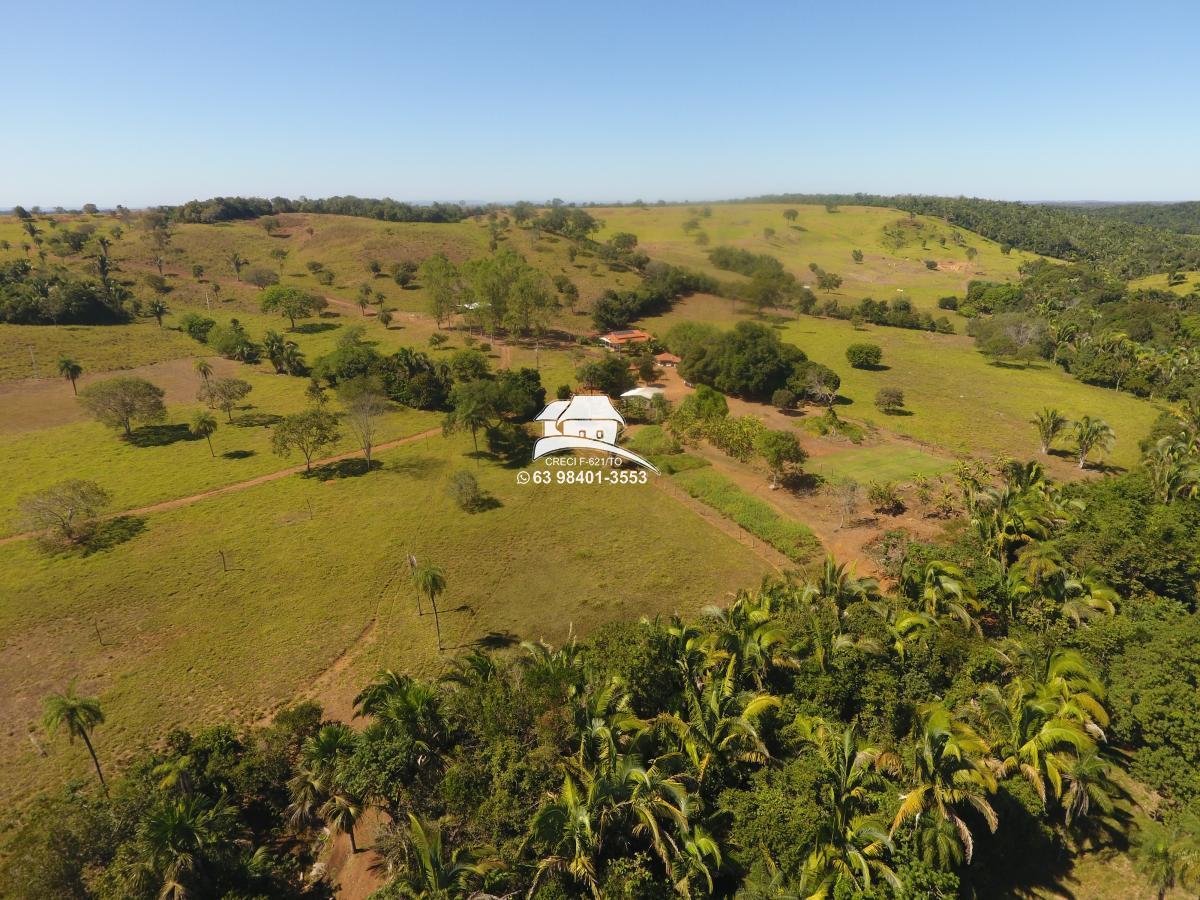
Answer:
646;294;1162;468
1129;269;1200;295
0;210;639;386
0;432;774;815
807;444;955;483
592;202;1041;312
0;364;440;535
0;322;199;382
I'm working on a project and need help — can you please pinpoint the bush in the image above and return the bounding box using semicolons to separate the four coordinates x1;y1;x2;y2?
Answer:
447;469;488;512
875;387;905;413
771;388;796;410
868;480;905;515
555;384;571;400
179;312;216;343
924;259;939;270
937;295;959;310
845;343;883;369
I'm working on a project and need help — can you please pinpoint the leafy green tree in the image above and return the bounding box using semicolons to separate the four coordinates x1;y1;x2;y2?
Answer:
147;297;169;327
270;409;340;471
189;410;218;456
198;377;252;423
845;343;882;369
226;251;247;280
259;284;327;330
874;386;905;413
576;355;635;396
1134;816;1200;900
419;253;462;328
43;684;107;793
755;429;807;488
57;356;82;395
79;376;167;436
395;813;498;895
443;380;497;455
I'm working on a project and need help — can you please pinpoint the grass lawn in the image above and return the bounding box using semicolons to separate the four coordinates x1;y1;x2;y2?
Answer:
0;432;774;815
0;322;200;383
808;444;954;483
0;367;441;535
592;203;1041;312
1128;269;1200;296
645;294;1163;468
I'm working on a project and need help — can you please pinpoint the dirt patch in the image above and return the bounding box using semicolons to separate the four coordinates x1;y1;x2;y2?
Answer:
0;356;241;435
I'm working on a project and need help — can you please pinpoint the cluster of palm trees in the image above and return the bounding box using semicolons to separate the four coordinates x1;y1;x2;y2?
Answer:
1031;408;1115;469
1141;398;1200;503
267;542;1125;897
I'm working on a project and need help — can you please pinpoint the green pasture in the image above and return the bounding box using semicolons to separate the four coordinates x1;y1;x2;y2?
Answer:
808;444;954;483
592;202;1041;311
646;294;1163;468
0;432;772;812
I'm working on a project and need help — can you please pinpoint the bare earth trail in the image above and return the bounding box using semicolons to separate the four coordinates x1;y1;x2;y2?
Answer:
0;428;442;546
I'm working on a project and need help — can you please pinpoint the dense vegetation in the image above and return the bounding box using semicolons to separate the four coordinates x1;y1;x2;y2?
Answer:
8;453;1200;898
742;194;1200;279
0;259;129;325
963;259;1200;399
164;196;484;225
1073;200;1200;236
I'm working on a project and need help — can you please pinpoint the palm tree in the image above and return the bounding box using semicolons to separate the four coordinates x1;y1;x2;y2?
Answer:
399;813;500;894
975;680;1093;803
1144;436;1199;503
1072;415;1115;470
285;767;326;832
378;309;394;329
1135;815;1200;900
152;754;195;796
801;555;881;614
891;704;997;864
658;657;780;790
194;358;213;385
321;791;364;854
302;723;358;778
43;684;107;793
189;411;218;456
905;561;981;632
57;356;82;394
138;795;238;899
227;251;247;280
413;561;447;650
148;298;169;327
794;718;901;895
1031;407;1069;455
864;600;936;662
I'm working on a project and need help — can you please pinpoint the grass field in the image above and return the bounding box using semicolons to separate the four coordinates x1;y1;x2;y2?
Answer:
645;294;1162;468
1129;269;1200;295
0;432;774;816
0;365;441;535
592;203;1042;312
807;444;955;483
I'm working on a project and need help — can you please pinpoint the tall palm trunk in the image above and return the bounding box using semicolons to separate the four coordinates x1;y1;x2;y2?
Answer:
348;826;358;854
431;592;443;650
81;730;108;795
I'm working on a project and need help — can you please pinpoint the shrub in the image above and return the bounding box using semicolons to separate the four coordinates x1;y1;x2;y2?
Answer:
924;259;939;270
845;343;883;369
771;388;796;410
179;312;216;343
937;295;959;310
242;267;278;290
555;384;571;400
875;387;905;413
447;469;488;512
868;480;905;515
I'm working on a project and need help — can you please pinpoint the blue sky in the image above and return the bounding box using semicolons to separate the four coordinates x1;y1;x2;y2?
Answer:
5;0;1198;206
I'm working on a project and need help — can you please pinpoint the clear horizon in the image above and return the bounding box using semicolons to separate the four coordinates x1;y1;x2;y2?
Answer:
5;0;1199;207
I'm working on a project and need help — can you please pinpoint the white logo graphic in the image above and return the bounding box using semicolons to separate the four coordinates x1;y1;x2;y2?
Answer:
532;393;658;472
